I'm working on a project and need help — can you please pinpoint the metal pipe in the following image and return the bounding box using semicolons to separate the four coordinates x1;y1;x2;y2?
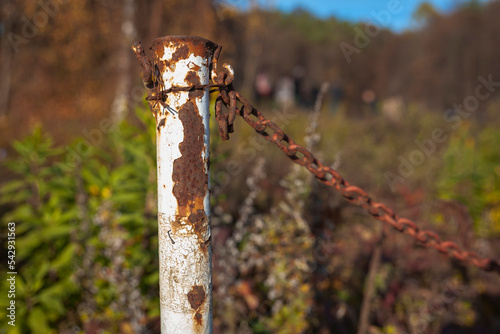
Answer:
150;36;217;333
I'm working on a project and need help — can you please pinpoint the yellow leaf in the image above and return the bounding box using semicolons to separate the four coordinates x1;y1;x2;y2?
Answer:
89;185;100;196
102;187;112;199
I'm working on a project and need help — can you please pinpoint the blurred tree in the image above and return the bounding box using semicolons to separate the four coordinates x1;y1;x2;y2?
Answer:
412;1;440;28
111;0;136;123
0;1;14;119
242;1;265;94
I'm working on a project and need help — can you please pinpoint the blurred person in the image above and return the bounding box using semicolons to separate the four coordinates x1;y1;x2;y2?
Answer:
330;79;344;114
381;96;404;122
275;76;295;109
254;70;273;102
362;88;377;114
293;65;305;106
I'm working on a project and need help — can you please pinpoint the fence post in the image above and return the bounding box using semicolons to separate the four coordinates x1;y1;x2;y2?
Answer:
144;36;217;333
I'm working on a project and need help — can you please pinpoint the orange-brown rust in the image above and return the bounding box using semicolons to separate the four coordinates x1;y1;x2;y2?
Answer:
152;36;218;75
171;100;209;249
132;41;155;89
191;211;209;245
185;71;204;99
187;285;206;327
172;44;189;62
187;285;207;326
190;63;201;72
187;285;206;310
157;118;166;131
172;101;207;209
200;234;211;255
194;312;203;326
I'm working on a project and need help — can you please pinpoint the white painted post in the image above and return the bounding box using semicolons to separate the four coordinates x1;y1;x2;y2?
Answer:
147;36;217;333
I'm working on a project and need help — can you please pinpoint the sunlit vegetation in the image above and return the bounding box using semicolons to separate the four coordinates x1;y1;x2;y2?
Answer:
1;0;500;333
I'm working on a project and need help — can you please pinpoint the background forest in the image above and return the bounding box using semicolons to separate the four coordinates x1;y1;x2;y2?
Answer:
1;0;500;333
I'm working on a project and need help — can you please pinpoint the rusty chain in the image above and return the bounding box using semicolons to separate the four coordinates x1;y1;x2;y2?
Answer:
134;42;500;274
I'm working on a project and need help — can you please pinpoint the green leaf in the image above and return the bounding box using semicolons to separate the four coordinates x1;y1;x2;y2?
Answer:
58;208;80;223
37;291;66;316
35;278;75;316
40;225;74;240
33;262;51;292
111;193;142;206
2;204;33;222
51;244;76;270
17;233;43;260
0;188;32;205
15;275;27;296
27;307;51;334
116;213;144;225
0;180;27;196
82;167;105;189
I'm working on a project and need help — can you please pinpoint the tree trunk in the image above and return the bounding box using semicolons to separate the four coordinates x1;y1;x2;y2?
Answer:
0;13;13;119
111;0;136;123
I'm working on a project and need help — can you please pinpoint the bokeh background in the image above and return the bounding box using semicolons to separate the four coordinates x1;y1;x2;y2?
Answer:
1;0;500;333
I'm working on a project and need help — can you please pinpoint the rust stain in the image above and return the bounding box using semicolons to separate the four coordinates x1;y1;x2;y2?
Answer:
190;63;201;72
151;36;218;80
172;101;207;212
172;44;189;62
201;234;211;255
187;285;206;310
132;41;154;89
189;211;208;245
172;100;209;247
185;71;204;99
187;285;206;327
157;118;166;131
151;39;165;60
195;312;202;326
188;209;204;225
185;71;200;84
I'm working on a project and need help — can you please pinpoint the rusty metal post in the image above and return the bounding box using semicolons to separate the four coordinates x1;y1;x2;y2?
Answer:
140;36;217;333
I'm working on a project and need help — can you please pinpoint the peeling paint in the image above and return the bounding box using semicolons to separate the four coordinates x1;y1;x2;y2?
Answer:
152;36;218;76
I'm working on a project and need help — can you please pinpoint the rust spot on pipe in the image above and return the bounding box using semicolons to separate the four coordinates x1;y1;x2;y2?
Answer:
188;209;204;225
185;71;204;99
185;71;200;84
195;312;202;326
187;285;206;327
172;100;209;248
187;285;206;310
172;101;207;211
172;44;189;62
157;118;166;131
190;63;201;72
152;36;218;75
189;210;208;243
132;41;155;89
201;235;211;255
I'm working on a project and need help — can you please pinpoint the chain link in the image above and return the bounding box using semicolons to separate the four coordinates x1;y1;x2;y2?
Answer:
136;43;500;274
207;48;500;275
